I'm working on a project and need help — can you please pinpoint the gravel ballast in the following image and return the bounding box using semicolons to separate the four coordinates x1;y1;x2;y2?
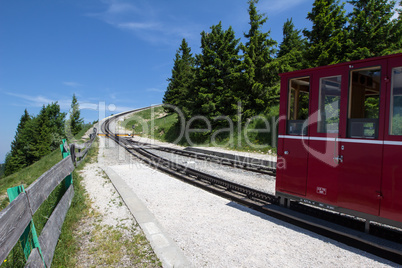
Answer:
147;148;276;195
99;134;396;267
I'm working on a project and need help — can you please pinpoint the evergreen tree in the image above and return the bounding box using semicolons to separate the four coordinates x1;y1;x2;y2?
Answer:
240;0;277;118
191;22;241;120
35;105;52;157
4;110;31;176
346;0;400;60
4;153;12;176
163;38;195;115
30;102;65;160
303;0;348;67
4;103;66;176
46;101;66;149
275;18;307;74
0;163;5;178
69;94;83;136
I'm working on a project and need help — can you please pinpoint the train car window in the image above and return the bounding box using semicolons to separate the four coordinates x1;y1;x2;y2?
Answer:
390;66;402;135
287;77;310;135
348;67;381;139
317;76;341;133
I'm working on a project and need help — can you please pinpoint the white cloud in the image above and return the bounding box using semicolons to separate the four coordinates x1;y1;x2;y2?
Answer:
63;81;83;87
7;92;71;110
88;0;198;46
117;22;159;30
146;87;164;93
391;3;401;20
110;105;137;113
104;0;139;14
259;0;308;14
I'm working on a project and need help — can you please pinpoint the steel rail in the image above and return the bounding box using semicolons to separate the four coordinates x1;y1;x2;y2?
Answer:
127;140;276;176
102;110;402;265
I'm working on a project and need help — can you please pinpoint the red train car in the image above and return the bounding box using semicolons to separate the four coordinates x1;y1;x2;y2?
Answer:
276;53;402;230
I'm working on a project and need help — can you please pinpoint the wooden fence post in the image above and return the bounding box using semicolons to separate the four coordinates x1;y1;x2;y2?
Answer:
6;185;46;266
60;139;73;189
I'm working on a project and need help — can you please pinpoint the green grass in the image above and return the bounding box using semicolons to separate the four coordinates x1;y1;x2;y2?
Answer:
85;223;161;267
122;105;279;154
0;150;62;209
1;148;65;268
72;122;97;144
52;138;161;267
50;139;96;267
2;135;161;267
0;136;96;267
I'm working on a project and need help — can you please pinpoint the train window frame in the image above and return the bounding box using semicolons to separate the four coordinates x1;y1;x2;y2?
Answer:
317;75;341;134
287;76;310;135
390;66;402;136
347;66;381;139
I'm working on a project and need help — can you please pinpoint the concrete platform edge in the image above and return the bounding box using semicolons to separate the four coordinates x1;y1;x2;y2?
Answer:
102;166;192;268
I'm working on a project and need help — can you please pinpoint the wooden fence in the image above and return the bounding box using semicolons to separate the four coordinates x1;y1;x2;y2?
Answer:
0;128;97;267
70;128;97;166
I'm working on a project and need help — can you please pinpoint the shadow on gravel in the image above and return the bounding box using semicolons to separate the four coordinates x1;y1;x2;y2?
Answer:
225;201;397;266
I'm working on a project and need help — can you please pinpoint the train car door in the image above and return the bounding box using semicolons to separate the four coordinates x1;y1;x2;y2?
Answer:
305;66;347;205
279;76;311;196
337;60;387;216
380;56;402;223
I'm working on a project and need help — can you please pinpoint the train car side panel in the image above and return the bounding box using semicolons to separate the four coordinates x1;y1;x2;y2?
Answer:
337;141;383;215
305;139;339;204
381;143;402;222
380;58;402;222
304;66;346;204
279;137;309;195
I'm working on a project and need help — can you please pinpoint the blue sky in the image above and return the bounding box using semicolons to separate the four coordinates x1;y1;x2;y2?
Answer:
0;0;398;163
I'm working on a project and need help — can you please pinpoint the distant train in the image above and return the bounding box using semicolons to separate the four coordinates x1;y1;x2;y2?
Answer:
276;53;402;230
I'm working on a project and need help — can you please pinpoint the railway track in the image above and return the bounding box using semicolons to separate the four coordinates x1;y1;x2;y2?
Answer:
101;110;402;264
127;140;276;176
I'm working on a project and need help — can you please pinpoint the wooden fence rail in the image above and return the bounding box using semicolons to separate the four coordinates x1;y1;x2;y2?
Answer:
70;128;97;166
0;128;97;267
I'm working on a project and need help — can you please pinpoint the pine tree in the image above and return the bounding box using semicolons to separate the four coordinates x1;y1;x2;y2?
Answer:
4;103;66;176
275;18;307;74
69;94;83;136
191;22;241;120
239;0;278;118
45;102;66;149
303;0;348;67
346;0;400;60
35;105;52;157
163;38;195;115
4;110;31;176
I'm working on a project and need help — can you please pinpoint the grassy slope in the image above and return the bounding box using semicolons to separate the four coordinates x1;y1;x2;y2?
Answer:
1;134;160;267
0;126;94;267
0;122;95;204
122;106;279;154
0;150;62;209
1;148;65;267
0;120;96;208
1;141;93;267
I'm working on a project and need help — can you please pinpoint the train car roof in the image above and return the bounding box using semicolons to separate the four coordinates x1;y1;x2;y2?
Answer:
279;53;402;78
